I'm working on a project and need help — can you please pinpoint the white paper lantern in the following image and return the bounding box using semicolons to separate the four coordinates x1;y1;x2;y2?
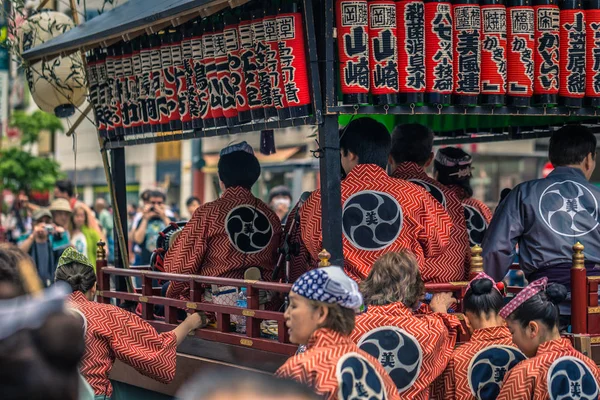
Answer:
20;10;86;118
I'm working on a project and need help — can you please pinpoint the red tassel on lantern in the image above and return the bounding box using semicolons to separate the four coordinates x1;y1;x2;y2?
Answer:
453;0;481;106
203;23;227;127
560;2;586;108
191;22;213;127
239;14;265;121
278;2;312;117
224;15;251;123
506;0;534;107
397;0;426;104
368;0;399;105
253;8;278;119
425;0;454;105
533;0;559;105
480;1;507;105
586;0;600;106
337;0;370;104
214;23;239;126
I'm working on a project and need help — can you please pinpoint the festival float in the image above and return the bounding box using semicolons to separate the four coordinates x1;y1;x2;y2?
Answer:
19;0;600;397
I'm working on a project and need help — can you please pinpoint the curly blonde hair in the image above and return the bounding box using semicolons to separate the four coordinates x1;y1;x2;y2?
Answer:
360;251;424;308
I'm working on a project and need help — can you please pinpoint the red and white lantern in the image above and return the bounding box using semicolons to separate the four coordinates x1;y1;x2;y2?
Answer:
480;0;507;105
560;2;586;107
239;16;264;120
368;0;398;104
397;0;426;104
214;25;239;125
191;22;212;125
203;24;226;127
452;0;481;105
149;34;164;132
224;16;251;123
253;10;278;118
425;0;454;104
533;0;559;105
586;1;600;106
506;0;534;106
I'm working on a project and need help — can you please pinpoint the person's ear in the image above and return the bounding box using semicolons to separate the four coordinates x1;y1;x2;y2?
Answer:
424;152;434;168
316;305;329;326
463;313;474;334
528;320;539;339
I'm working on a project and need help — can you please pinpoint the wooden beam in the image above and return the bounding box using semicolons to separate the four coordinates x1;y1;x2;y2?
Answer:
65;103;92;137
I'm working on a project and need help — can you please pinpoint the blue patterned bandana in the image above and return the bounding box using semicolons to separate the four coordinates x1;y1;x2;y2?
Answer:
292;267;364;313
220;141;254;157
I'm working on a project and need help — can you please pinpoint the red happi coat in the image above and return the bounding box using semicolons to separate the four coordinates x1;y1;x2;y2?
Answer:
448;184;493;248
350;302;461;399
392;163;470;282
280;202;311;284
497;338;600;400
165;187;282;299
68;291;177;397
434;326;523;400
276;328;400;400
299;164;452;282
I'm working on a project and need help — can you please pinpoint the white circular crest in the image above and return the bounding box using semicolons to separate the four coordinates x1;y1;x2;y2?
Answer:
357;326;423;392
225;205;273;254
468;345;526;400
463;204;488;246
538;180;599;237
336;352;387;400
342;191;403;251
409;179;447;209
547;356;599;400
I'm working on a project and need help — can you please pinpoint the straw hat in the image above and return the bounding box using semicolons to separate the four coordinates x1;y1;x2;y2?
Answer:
49;198;72;213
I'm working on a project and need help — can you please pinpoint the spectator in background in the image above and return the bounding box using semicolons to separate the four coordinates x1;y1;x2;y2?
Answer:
17;208;69;287
94;198;114;263
186;196;201;219
268;185;292;223
2;193;32;244
132;191;171;266
70;205;102;268
54;179;77;209
49;199;73;233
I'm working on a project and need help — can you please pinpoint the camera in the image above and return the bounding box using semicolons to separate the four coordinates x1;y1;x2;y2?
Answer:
150;206;156;213
44;224;55;234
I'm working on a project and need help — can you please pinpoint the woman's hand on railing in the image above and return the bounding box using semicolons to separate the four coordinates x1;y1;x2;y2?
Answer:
173;312;206;345
430;292;457;313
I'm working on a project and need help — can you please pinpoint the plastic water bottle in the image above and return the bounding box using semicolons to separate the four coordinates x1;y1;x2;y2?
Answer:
236;288;248;334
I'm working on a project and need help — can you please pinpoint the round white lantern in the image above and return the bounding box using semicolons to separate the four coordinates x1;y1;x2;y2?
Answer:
19;10;86;118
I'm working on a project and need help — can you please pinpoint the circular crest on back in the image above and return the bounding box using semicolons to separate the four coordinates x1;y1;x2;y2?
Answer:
336;352;387;400
468;345;527;400
547;356;599;400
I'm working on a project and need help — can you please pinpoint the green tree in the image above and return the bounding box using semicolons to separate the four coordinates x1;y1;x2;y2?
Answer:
0;110;65;195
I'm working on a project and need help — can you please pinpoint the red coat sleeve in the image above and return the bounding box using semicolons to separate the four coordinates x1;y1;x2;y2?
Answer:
165;206;208;298
109;307;178;383
299;191;322;265
276;357;312;388
417;190;452;259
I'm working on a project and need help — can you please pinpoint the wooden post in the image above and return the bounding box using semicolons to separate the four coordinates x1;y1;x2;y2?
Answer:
96;240;110;304
571;242;587;335
318;249;331;268
469;245;484;280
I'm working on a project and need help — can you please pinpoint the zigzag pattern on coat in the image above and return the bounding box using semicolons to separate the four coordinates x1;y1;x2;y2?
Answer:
351;303;460;400
496;338;600;400
276;328;400;400
68;291;177;397
432;326;517;400
299;164;452;282
165;187;282;299
393;163;470;283
446;185;493;224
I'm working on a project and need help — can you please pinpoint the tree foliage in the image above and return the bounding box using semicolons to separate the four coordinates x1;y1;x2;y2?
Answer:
0;110;65;194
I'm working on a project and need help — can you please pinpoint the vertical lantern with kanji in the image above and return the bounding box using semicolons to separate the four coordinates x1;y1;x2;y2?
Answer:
264;5;290;119
368;0;399;104
106;44;124;137
181;22;203;130
337;0;370;104
149;34;163;132
533;0;559;105
560;0;586;107
204;22;227;127
585;0;600;106
253;8;278;119
480;0;507;105
425;0;454;104
86;52;107;137
239;12;265;120
214;21;239;126
453;0;481;105
224;14;251;123
397;0;426;103
506;0;535;106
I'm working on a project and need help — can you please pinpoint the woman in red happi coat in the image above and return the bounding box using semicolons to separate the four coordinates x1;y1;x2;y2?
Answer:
497;278;600;399
55;248;204;399
275;266;399;400
350;251;461;399
434;273;526;400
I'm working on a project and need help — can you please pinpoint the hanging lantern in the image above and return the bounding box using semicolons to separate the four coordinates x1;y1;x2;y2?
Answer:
85;52;107;137
586;0;600;106
397;0;426;104
480;0;507;105
253;8;278;119
191;22;213;127
336;0;370;104
203;22;227;127
119;41;133;136
224;15;251;123
533;0;559;105
147;34;162;133
368;0;398;105
560;0;586;107
171;28;191;132
278;2;312;117
264;6;291;119
181;23;201;131
214;22;239;126
161;31;182;131
138;37;151;133
453;0;481;106
425;0;454;105
130;38;144;134
506;0;534;107
106;44;124;137
19;11;86;118
239;13;265;121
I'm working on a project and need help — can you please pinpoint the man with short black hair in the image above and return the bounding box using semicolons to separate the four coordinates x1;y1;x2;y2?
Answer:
133;191;171;266
389;123;470;283
299;117;452;282
185;196;201;219
484;124;599;302
165;142;281;300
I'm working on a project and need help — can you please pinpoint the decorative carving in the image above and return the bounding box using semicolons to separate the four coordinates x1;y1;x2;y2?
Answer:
318;249;331;267
470;245;483;276
96;240;106;261
573;242;585;270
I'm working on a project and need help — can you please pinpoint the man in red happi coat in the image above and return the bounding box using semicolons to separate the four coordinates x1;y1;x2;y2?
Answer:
299;118;452;282
165;142;282;300
434;147;493;247
389;123;470;283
